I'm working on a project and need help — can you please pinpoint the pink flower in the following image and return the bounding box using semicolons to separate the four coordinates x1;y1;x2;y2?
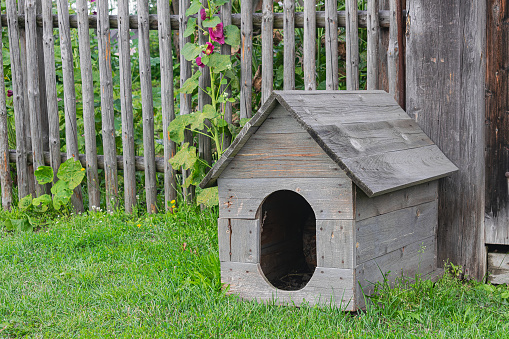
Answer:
91;0;96;2
200;8;208;21
93;11;97;15
209;23;225;45
205;42;214;55
196;56;205;68
7;90;12;97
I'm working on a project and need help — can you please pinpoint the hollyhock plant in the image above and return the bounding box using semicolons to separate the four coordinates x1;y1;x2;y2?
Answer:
205;42;214;56
209;23;225;45
7;90;12;97
170;0;241;207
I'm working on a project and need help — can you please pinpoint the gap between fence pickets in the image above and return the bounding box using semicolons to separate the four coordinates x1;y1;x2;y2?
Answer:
0;10;394;31
7;150;168;174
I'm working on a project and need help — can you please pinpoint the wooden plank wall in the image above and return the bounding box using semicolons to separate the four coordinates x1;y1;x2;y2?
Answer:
406;0;486;280
0;1;399;213
485;0;509;245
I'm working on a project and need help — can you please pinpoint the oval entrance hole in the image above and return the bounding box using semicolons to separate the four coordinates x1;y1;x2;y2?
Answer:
257;190;316;291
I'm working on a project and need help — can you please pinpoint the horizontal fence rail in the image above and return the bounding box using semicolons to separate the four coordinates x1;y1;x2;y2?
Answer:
0;0;403;213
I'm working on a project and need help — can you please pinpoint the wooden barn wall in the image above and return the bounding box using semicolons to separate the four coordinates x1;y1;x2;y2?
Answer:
406;0;486;279
485;0;509;245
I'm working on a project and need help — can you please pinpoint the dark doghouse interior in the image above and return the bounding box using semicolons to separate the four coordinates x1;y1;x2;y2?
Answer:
258;190;316;291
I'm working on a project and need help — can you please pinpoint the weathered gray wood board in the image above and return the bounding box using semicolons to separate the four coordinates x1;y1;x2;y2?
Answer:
138;0;157;213
218;218;260;263
356;200;437;264
406;0;486;279
157;0;177;211
221;262;355;310
41;0;61;184
240;0;253;119
218;178;353;220
366;0;378;90
345;0;359;90
261;0;273;103
303;0;316;91
220;2;233;148
485;0;509;245
0;13;12;210
283;0;295;90
316;220;355;269
325;0;338;90
118;0;136;213
356;235;437;308
0;10;392;31
77;0;100;210
488;252;509;284
355;181;437;221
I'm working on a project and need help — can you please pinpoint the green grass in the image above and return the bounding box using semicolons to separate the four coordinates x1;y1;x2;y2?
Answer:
0;207;508;338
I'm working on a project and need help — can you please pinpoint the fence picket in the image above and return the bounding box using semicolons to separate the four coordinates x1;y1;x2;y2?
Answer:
221;2;233;148
387;0;397;99
56;0;84;212
240;0;253;119
283;0;295;90
346;0;359;90
138;0;157;213
118;0;137;213
303;0;316;91
261;0;273;103
25;0;45;196
41;0;60;184
6;0;29;200
76;0;101;210
98;0;118;211
157;0;177;210
36;0;49;158
325;0;338;90
0;13;12;210
367;0;379;90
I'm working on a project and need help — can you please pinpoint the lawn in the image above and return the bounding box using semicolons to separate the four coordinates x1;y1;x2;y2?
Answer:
0;206;508;338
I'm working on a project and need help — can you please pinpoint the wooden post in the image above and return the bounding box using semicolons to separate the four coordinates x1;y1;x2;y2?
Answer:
0;12;12;210
24;0;45;196
35;0;48;155
56;0;85;213
179;0;194;202
76;0;101;210
283;0;295;90
366;0;379;90
98;0;119;211
387;0;397;98
406;0;486;280
325;0;338;90
240;0;253;119
198;0;212;166
303;0;316;91
118;0;137;213
6;0;29;200
41;0;61;184
261;0;273;102
346;0;359;90
138;0;157;213
221;1;233;148
157;0;177;210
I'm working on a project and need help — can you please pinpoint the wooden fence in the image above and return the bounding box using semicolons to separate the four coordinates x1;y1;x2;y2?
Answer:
0;0;402;213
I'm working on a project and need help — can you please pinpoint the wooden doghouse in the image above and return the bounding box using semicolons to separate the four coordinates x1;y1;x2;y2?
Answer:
200;90;458;310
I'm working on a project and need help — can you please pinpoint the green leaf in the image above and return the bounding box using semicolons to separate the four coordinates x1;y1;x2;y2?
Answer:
207;54;231;73
184;17;197;37
57;159;85;190
5;217;33;232
224;25;240;49
169;143;198;171
202;16;221;28
185;0;201;16
197;187;219;207
182;43;202;61
184;160;207;188
33;194;52;213
240;117;252;127
215;118;229;128
189;105;219;131
34;166;54;185
169;114;193;143
212;0;229;5
179;70;202;94
18;194;33;211
4;219;14;231
220;78;228;85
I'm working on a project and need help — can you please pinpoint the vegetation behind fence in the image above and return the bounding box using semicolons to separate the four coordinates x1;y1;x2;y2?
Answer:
0;0;401;214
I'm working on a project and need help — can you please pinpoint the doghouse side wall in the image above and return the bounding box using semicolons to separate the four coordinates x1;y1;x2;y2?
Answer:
354;182;439;307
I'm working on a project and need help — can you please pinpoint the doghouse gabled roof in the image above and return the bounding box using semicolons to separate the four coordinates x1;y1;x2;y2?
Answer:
200;90;458;197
